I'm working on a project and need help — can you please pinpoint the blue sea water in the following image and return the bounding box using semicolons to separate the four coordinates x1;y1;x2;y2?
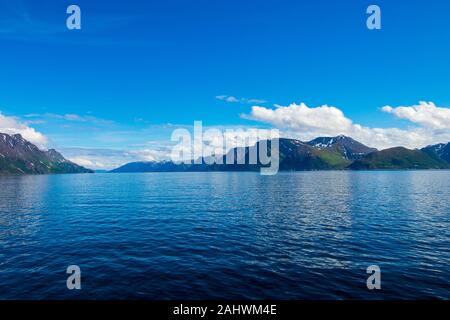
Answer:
0;171;449;300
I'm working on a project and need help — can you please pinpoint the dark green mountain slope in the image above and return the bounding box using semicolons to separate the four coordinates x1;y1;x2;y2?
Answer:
349;147;450;170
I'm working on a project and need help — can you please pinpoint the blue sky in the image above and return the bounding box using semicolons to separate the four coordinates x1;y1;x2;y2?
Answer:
1;0;450;169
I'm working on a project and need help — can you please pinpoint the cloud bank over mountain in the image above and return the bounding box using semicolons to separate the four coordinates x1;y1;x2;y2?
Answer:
0;113;48;148
243;102;450;150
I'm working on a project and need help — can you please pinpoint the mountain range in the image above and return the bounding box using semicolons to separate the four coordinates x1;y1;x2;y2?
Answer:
1;132;449;175
111;135;450;173
0;133;93;174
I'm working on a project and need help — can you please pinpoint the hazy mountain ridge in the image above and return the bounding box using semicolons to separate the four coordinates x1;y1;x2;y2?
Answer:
111;136;450;172
0;133;94;174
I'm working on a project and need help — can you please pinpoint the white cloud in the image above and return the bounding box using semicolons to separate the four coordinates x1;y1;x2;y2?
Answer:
127;149;168;162
244;103;353;132
25;113;113;124
61;147;172;170
382;101;450;130
216;95;240;103
245;98;267;104
67;157;98;168
243;102;450;150
216;95;267;104
0;112;48;148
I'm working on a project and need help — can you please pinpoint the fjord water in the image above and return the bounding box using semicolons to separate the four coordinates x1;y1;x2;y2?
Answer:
0;171;449;299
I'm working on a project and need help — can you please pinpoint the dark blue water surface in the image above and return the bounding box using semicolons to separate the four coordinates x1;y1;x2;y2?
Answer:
0;171;449;299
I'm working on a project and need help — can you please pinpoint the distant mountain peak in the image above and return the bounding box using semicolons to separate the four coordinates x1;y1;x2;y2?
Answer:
422;142;450;164
424;142;448;152
11;133;28;143
334;134;350;140
306;135;377;160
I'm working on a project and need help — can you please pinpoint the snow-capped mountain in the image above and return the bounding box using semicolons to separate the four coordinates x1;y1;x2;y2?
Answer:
0;133;93;174
306;135;377;160
422;142;450;163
